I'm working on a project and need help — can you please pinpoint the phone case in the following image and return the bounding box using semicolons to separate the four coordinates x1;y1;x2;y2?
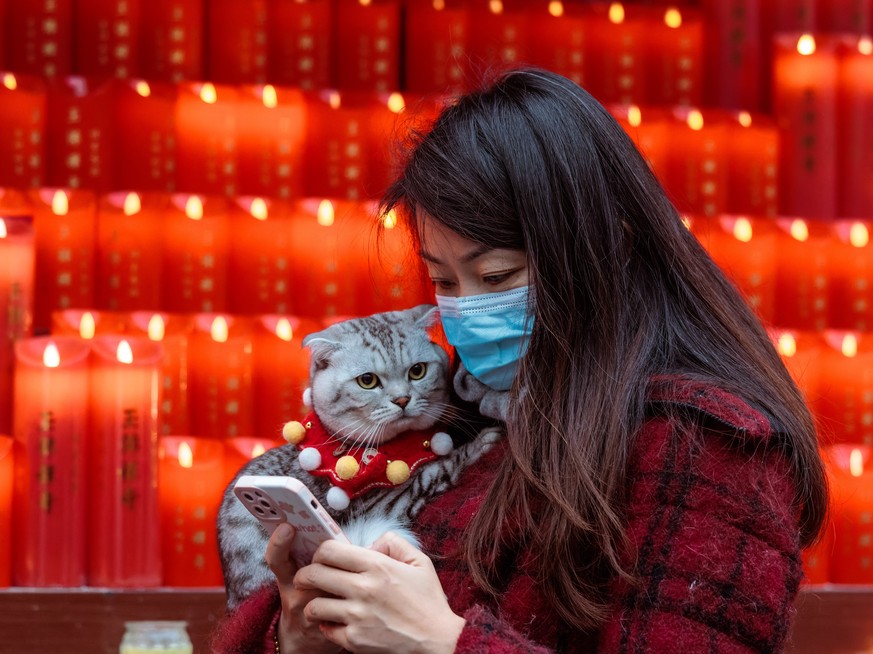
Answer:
233;475;350;567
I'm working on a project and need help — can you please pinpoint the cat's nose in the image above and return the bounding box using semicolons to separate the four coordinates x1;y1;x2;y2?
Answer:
392;396;410;409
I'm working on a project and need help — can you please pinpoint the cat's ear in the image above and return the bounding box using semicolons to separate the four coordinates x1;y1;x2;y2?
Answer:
409;304;439;330
302;333;342;371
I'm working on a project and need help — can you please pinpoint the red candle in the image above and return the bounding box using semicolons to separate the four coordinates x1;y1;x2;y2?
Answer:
825;444;873;583
465;0;529;79
188;314;254;440
12;336;89;586
288;199;371;318
524;1;585;86
828;221;873;331
725;111;779;218
0;73;47;189
659;108;728;218
5;0;74;78
704;216;777;325
621;106;670;178
30;189;96;333
161;194;230;314
175;83;239;197
802;516;834;584
75;0;142;79
335;0;401;92
816;0;870;34
88;335;162;587
159;436;225;586
225;437;279;483
0;216;35;436
96;192;163;311
645;5;703;108
837;36;873;219
50;309;126;339
774;218;830;331
45;77;115;192
769;328;824;419
815;332;873;445
227;198;294;315
206;0;268;85
112;79;177;194
252;315;319;442
584;2;649;105
235;86;306;200
701;0;763;111
139;0;204;83
303;91;394;200
269;0;334;90
126;312;193;437
0;435;13;586
403;0;468;95
773;34;839;220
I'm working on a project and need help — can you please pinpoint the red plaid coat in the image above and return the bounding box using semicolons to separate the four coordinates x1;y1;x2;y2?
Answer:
212;377;804;653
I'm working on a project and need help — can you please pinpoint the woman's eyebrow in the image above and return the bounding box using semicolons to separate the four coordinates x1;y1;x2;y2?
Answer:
419;245;493;265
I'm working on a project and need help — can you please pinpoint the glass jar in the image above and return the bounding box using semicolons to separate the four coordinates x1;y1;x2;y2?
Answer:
119;621;193;654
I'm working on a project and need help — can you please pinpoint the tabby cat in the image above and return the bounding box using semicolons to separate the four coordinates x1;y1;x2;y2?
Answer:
217;304;502;608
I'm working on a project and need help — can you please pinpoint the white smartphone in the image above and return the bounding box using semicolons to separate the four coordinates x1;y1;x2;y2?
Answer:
233;475;351;567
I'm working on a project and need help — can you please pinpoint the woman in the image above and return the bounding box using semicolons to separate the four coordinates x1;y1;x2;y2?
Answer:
213;68;827;653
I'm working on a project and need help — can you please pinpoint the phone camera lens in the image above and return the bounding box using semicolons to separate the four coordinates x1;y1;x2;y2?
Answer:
242;492;254;502
259;498;271;508
254;505;265;515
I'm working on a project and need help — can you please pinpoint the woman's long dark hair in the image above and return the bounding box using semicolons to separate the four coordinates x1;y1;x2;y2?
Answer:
380;68;827;632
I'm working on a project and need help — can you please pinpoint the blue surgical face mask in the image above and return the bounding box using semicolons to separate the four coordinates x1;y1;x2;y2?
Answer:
435;286;534;391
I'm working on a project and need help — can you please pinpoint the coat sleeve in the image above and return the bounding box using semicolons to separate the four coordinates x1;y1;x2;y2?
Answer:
597;417;805;653
211;584;281;654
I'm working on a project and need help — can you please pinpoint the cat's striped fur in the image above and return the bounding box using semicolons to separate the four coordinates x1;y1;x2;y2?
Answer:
217;305;502;608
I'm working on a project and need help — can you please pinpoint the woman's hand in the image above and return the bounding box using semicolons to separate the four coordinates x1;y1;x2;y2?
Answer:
265;523;342;654
294;532;466;654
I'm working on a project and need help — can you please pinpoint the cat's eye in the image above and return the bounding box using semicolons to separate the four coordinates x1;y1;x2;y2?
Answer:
356;372;380;389
408;363;427;380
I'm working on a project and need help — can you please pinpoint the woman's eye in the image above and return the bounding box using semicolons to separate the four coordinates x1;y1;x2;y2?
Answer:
408;363;427;380
356;373;380;389
483;273;510;285
431;279;455;290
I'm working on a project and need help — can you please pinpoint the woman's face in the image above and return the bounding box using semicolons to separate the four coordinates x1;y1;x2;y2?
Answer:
418;218;528;298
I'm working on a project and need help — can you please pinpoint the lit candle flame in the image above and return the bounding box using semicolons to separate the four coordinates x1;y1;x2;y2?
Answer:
251;443;267;458
664;7;682;28
51;190;69;216
250;197;269;220
489;0;503;14
123;192;141;216
841;333;858;358
43;342;61;368
738;111;752;127
80;312;96;339
328;91;341;109
548;1;563;17
199;82;218;104
0;218;6;239
860;37;873;55
432;0;445;9
383;209;398;229
317;200;335;226
849;222;869;248
135;81;151;98
686;109;704;131
387;92;405;113
185;196;204;220
628;105;642;127
797;34;816;56
359;0;372;5
276;318;294;342
777;333;797;357
733;217;753;243
2;73;17;91
789;218;809;242
117;339;134;364
262;84;278;109
850;448;864;477
178;441;194;468
147;314;165;341
608;2;624;24
211;316;229;343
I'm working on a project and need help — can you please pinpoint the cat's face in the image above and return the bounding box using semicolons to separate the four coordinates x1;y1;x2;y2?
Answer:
302;305;451;448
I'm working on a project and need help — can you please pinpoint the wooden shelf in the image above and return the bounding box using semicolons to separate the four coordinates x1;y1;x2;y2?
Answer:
0;585;870;653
